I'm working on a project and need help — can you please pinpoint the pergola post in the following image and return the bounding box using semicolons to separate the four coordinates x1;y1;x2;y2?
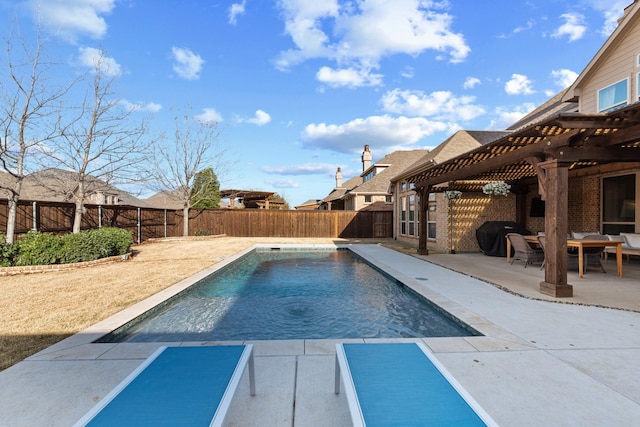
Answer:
539;160;573;297
417;185;430;255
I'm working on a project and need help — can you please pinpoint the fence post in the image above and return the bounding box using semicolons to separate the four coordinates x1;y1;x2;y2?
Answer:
164;209;167;238
98;205;102;228
32;201;37;231
137;207;141;244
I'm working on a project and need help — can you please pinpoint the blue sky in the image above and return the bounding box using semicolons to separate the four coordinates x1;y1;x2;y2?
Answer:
0;0;632;207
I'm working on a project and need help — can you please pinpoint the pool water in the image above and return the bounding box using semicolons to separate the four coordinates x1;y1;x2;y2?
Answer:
99;249;479;342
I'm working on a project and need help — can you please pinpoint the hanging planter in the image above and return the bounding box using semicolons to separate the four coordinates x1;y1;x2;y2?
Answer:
444;190;462;200
482;182;511;196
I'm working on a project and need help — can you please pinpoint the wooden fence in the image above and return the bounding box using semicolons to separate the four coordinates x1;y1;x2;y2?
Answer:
0;200;393;242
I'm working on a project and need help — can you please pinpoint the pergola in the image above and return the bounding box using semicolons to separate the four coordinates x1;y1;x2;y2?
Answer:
406;102;640;297
220;189;285;209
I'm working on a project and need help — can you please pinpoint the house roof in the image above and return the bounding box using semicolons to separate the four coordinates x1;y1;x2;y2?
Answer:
322;175;362;203
295;199;321;209
144;190;185;209
0;169;152;207
348;149;427;195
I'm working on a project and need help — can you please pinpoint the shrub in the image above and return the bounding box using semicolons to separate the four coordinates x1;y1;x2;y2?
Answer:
61;228;133;264
14;231;64;266
13;228;133;266
0;232;18;267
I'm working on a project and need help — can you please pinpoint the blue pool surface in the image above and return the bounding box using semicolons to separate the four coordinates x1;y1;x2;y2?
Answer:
99;249;479;342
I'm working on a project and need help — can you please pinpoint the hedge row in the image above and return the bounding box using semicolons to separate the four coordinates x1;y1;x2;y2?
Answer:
0;228;133;267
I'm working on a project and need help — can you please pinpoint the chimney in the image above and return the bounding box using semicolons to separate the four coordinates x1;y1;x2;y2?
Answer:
362;145;372;171
335;167;343;188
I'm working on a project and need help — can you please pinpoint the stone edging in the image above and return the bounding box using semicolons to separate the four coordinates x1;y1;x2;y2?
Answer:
0;253;131;276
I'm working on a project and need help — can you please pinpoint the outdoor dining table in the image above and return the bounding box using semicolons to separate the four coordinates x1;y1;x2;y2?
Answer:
506;235;623;279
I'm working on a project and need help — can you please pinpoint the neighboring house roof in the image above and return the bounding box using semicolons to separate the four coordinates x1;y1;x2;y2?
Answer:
295;199;321;210
144;190;185;209
393;130;509;183
145;191;231;209
0;169;152;208
322;175;362;203
348;149;428;196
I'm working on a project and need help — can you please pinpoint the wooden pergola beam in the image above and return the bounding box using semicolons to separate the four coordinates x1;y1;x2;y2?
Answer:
415;130;579;188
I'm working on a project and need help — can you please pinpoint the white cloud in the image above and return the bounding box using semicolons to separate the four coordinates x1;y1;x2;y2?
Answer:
316;66;383;88
246;110;272;126
487;103;536;129
262;163;339;175
301;115;455;154
550;68;578;88
400;66;414;79
552;13;587;42
195;108;223;124
229;0;247;25
119;99;162;113
266;178;299;189
29;0;116;41
171;47;205;80
463;76;481;89
274;0;469;87
380;89;485;121
585;0;628;36
505;73;535;95
77;47;121;76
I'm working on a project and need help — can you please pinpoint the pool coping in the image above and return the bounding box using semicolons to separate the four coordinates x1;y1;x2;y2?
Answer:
26;243;531;362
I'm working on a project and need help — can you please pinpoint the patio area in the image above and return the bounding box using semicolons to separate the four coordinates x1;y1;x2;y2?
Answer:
1;242;640;426
417;249;640;312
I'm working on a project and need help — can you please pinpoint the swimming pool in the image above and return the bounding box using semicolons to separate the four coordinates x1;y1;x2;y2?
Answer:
99;248;480;342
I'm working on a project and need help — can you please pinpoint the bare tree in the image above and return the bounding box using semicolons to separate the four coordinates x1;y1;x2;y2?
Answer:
0;18;74;243
151;109;225;236
45;50;152;233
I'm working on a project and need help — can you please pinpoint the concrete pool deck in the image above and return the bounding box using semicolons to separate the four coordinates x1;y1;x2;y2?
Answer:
2;242;640;425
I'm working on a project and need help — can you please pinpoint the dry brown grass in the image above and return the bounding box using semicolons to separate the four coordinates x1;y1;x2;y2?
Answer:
0;236;386;371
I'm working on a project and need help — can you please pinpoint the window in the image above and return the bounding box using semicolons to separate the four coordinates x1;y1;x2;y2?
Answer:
364;195;372;203
408;195;415;236
598;79;628;112
602;174;636;234
426;194;436;239
400;197;406;235
385;195;392;204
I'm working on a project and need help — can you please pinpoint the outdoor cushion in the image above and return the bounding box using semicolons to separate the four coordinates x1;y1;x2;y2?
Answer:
621;233;640;249
572;231;601;239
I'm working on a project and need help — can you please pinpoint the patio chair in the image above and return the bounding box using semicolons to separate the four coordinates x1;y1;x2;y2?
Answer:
506;233;544;268
74;345;255;427
582;234;607;273
537;235;546;270
334;342;498;427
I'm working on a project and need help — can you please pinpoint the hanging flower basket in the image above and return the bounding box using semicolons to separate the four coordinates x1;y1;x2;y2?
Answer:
482;182;511;196
444;190;462;200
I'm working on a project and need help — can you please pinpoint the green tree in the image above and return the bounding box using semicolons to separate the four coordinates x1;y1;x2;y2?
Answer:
191;168;220;208
270;193;290;210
